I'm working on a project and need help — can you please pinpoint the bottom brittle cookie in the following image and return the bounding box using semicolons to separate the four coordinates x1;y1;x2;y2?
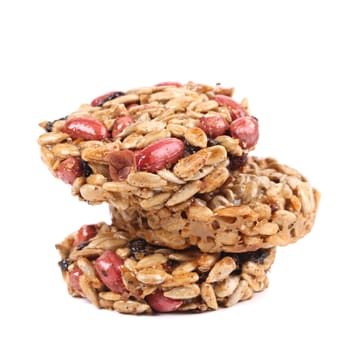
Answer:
56;222;276;314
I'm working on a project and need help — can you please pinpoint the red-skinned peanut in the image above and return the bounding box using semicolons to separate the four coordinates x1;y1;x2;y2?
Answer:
69;267;83;293
62;116;109;140
91;91;124;107
106;150;136;181
145;290;182;312
73;225;98;247
230;116;259;149
56;156;83;184
94;251;125;294
136;138;184;172
199;115;229;138
111;115;135;138
155;82;182;87
211;95;248;120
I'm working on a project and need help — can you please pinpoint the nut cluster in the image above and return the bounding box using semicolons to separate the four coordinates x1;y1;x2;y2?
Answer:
38;82;258;204
38;81;320;314
56;222;275;314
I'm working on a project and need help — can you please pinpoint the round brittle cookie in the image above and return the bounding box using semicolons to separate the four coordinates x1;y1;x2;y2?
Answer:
56;222;276;314
37;81;259;204
109;157;320;253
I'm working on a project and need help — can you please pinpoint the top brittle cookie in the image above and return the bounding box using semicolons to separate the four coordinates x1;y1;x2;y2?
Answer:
38;82;259;203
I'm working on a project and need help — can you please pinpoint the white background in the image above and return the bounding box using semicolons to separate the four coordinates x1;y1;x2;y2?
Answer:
0;1;339;349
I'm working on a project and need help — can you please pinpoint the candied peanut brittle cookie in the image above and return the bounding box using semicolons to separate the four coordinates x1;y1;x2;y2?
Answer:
109;157;320;253
56;222;275;314
38;82;259;204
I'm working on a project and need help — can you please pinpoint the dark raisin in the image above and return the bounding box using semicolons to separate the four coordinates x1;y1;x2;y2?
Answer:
44;116;68;132
128;238;147;253
231;254;241;274
58;258;72;271
222;249;270;275
96;91;125;107
240;249;270;265
128;238;155;258
180;211;188;219
183;141;201;157
76;240;90;250
207;139;219;147
45;121;54;132
163;259;179;273
81;161;93;177
222;253;241;275
270;203;279;213
228;153;248;171
198;271;209;283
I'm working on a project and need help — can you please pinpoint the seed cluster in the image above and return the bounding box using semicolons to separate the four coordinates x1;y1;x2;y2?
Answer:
38;81;320;314
56;222;276;314
38;81;258;201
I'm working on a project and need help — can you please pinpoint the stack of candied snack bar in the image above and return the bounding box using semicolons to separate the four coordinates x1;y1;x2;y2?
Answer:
38;82;319;314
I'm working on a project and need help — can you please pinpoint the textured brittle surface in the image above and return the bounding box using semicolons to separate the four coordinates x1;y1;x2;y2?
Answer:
56;222;275;314
38;82;259;204
109;157;320;252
